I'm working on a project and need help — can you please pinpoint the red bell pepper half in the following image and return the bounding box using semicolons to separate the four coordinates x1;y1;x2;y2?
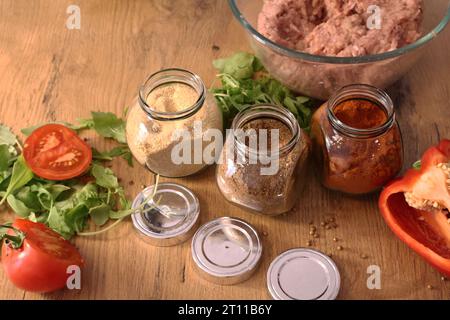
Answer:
379;140;450;276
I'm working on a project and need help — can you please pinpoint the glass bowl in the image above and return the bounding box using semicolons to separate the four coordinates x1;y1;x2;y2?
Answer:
229;0;450;100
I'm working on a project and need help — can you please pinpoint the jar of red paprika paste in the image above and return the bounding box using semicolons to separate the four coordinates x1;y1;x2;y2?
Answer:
311;84;403;194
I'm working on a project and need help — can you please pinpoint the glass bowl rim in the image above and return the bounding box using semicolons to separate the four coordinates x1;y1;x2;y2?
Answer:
228;0;450;64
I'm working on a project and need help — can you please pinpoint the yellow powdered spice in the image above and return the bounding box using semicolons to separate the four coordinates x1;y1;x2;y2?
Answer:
146;82;198;113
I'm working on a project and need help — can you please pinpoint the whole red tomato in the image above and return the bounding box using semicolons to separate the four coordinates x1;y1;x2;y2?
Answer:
1;219;84;293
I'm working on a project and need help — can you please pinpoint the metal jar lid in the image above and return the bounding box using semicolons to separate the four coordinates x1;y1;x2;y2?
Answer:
191;217;262;285
131;183;200;247
267;248;341;300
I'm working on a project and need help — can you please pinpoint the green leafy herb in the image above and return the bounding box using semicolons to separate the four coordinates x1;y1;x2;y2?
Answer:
211;52;316;129
0;173;12;192
108;209;132;220
0;125;18;146
0;155;33;206
47;206;74;239
91;163;119;190
1;112;133;239
93;145;133;167
78;175;160;237
15;186;41;211
72;118;94;131
0;224;25;249
90;112;126;144
21;125;42;136
213;52;263;80
6;195;33;217
64;204;89;235
89;204;110;226
0;145;12;171
412;160;422;170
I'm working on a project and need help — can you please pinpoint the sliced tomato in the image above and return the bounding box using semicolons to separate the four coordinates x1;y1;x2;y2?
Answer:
1;219;84;293
379;139;450;276
23;124;92;180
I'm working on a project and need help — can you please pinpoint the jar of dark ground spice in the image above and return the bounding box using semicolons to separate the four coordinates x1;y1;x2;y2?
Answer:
216;105;311;216
310;84;403;194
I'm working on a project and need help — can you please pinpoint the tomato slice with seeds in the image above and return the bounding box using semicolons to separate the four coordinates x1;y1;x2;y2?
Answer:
23;124;92;180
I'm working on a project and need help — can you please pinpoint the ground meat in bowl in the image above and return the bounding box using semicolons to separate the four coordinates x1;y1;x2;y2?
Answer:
257;0;423;57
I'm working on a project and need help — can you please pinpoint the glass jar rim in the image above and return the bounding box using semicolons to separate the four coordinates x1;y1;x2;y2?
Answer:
327;84;395;138
231;104;301;157
138;68;206;121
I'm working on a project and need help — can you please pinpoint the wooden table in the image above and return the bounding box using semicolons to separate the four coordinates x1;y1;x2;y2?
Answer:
0;0;449;300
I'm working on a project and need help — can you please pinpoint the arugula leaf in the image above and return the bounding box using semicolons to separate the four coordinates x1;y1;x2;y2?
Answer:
413;160;422;170
121;151;133;167
109;208;133;220
0;155;33;206
0;145;12;171
28;212;38;223
65;204;89;234
91;112;126;144
31;185;54;210
15;187;42;211
47;203;89;239
212;52;316;129
77;183;100;204
47;184;71;201
28;211;49;224
21;125;41;136
28;183;71;211
117;187;131;211
91;163;119;190
0;125;18;146
75;183;99;203
93;145;133;167
73;118;94;131
0;224;25;249
2;111;133;238
89;204;110;226
6;195;33;217
213;52;262;80
0;171;11;192
47;206;73;239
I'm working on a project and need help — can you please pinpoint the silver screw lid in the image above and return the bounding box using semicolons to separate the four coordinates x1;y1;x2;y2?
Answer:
191;217;262;285
267;248;340;300
131;183;200;247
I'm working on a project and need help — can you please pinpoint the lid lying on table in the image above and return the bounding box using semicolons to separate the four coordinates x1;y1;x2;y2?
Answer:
267;248;340;300
191;217;262;285
131;183;200;247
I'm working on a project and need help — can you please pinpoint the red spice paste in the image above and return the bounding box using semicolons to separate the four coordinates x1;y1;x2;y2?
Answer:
311;99;403;194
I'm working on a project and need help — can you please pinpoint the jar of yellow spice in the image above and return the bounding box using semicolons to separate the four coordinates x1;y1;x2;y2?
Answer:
126;69;223;177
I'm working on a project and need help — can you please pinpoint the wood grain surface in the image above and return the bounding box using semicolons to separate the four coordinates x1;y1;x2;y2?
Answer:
0;0;449;300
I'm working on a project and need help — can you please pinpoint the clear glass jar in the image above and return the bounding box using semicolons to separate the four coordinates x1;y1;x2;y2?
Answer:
216;105;311;216
310;84;403;195
126;69;223;177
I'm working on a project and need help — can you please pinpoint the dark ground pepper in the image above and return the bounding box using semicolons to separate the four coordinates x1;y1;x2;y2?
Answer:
217;117;311;215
